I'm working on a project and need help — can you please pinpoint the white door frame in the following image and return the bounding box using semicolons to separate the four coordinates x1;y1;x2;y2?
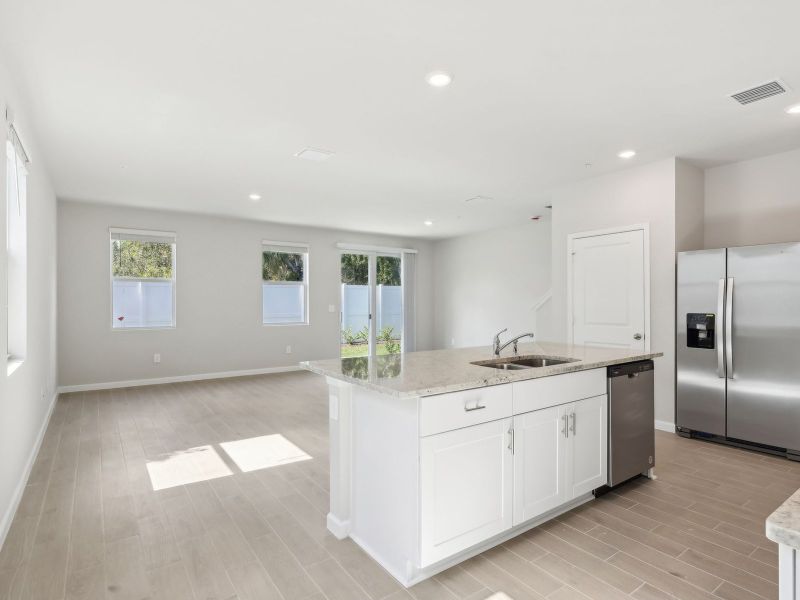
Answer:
566;223;651;352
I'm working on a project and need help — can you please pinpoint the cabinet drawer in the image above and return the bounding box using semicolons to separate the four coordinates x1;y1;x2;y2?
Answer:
420;385;512;437
512;368;606;415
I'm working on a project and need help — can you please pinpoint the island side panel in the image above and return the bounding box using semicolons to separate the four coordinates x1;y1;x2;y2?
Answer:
350;386;420;584
327;376;353;538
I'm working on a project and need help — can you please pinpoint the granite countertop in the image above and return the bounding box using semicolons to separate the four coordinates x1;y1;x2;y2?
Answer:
767;488;800;549
301;341;662;398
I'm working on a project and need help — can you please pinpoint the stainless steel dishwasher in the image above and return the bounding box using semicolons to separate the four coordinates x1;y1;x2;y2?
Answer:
607;360;655;487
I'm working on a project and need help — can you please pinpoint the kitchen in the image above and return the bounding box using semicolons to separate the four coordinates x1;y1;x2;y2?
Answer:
3;2;800;600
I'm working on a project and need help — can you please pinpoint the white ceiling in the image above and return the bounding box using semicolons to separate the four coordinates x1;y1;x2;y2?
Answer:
2;0;800;239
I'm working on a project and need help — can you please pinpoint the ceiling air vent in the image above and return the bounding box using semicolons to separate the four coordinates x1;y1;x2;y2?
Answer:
730;80;787;105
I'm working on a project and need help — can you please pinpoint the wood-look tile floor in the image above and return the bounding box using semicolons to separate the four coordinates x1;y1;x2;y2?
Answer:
1;371;799;600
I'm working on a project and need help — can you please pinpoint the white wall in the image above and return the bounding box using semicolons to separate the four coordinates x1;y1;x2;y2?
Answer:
432;221;552;349
675;159;705;252
57;201;434;387
0;64;58;547
705;147;800;249
550;159;677;426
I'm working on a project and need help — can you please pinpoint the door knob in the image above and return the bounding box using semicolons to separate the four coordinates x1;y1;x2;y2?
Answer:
633;333;643;340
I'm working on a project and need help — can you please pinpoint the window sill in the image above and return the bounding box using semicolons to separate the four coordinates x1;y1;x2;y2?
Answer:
7;357;24;377
262;322;310;327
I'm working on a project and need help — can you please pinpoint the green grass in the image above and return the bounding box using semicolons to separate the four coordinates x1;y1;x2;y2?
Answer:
340;342;398;358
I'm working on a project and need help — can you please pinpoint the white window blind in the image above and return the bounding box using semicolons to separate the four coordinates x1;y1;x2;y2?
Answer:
262;241;309;325
110;228;176;329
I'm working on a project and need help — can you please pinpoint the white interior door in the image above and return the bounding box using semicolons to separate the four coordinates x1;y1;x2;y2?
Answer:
570;228;647;350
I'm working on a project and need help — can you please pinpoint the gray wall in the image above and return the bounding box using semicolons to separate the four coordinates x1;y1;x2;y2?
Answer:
57;201;435;387
705;146;800;248
432;221;552;349
550;158;678;427
0;63;59;545
675;160;705;252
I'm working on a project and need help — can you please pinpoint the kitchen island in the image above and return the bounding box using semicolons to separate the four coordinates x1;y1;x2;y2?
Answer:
302;341;662;586
767;488;800;600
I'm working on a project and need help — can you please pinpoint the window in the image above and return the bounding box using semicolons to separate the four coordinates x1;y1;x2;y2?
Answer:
6;137;27;363
110;228;176;328
262;242;308;325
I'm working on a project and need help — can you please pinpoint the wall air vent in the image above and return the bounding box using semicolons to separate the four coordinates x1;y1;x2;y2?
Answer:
730;80;787;105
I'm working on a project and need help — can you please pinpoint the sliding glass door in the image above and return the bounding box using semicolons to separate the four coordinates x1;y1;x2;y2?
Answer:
340;252;402;358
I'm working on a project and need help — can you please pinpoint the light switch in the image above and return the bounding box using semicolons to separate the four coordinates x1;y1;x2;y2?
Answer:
328;304;336;313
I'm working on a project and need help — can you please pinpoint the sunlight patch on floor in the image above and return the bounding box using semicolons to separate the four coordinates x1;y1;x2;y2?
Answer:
484;594;513;600
146;445;233;491
220;434;312;472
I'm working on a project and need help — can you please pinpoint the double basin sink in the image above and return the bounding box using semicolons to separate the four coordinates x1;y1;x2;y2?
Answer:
471;355;579;371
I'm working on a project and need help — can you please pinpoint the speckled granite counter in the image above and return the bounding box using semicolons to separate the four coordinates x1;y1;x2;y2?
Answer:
301;341;662;397
767;488;800;549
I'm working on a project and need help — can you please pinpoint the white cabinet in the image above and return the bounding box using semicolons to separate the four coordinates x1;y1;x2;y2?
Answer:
513;405;568;523
513;395;607;526
419;418;513;566
569;394;608;497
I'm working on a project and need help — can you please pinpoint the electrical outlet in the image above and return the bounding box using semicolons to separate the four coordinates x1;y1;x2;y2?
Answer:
328;304;335;313
285;345;292;354
153;353;161;364
451;338;456;347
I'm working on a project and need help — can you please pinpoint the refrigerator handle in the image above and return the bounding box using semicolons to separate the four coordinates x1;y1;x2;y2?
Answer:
717;278;726;378
726;277;734;379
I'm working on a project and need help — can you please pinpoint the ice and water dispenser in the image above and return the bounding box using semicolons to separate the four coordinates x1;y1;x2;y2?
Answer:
686;313;716;349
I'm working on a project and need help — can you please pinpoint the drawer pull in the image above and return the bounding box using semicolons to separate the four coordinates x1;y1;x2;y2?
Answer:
464;403;486;412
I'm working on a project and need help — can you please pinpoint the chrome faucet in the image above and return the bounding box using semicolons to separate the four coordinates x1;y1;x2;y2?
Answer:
493;330;535;356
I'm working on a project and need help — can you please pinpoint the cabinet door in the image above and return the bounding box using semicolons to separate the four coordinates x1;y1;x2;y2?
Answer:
568;394;608;498
513;406;568;525
419;418;513;567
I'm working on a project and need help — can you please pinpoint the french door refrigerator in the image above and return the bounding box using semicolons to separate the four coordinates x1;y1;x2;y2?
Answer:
677;242;800;458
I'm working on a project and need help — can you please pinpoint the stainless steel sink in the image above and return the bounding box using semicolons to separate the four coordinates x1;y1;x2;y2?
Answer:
509;357;573;368
480;362;530;370
472;355;578;370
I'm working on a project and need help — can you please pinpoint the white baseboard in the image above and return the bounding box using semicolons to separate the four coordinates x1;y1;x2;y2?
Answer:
0;391;58;553
57;365;303;393
327;513;350;540
655;419;676;433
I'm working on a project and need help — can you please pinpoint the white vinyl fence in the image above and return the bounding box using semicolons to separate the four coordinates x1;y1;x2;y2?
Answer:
262;282;306;324
112;280;174;328
341;284;402;341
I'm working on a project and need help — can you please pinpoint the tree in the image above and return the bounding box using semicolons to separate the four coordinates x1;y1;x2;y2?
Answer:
341;253;368;284
112;240;173;278
340;254;401;286
263;251;304;281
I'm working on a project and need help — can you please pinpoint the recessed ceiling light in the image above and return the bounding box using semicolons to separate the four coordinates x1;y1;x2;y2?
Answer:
617;150;637;159
424;220;434;226
295;148;335;161
786;103;800;115
426;71;453;87
248;193;261;201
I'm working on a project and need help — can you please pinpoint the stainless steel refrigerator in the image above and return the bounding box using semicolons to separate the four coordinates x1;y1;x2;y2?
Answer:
677;242;800;458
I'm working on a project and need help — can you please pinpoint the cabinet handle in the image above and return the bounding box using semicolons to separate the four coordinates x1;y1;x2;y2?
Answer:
562;414;569;438
464;403;486;412
570;412;576;435
508;427;514;453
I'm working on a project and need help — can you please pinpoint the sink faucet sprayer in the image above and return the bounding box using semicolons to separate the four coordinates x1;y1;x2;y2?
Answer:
493;330;535;356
